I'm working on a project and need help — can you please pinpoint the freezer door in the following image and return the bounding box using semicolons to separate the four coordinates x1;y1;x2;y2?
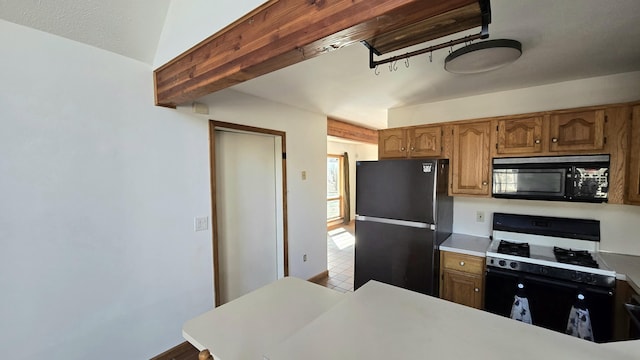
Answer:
356;159;437;224
354;219;437;295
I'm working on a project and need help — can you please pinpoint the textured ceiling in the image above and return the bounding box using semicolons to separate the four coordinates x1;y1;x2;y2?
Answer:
0;0;170;64
229;0;640;129
2;0;639;129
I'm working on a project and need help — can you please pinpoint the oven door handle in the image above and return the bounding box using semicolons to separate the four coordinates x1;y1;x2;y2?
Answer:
486;267;614;296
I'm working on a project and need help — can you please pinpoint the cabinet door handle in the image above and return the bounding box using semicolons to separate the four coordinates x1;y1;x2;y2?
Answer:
474;288;480;292
534;139;541;144
400;147;406;151
551;137;558;143
482;181;488;186
459;261;465;266
410;147;415;151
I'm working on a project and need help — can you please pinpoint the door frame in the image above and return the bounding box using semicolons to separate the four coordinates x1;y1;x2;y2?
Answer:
209;120;289;307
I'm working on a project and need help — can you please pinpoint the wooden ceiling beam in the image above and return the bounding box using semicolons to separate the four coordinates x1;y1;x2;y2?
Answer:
327;118;378;144
154;0;478;108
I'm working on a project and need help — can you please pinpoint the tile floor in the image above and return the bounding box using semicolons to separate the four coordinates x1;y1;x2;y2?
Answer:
312;222;355;292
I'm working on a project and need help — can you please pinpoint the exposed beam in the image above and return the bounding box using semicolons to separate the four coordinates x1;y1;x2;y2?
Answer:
327;118;378;144
154;0;478;107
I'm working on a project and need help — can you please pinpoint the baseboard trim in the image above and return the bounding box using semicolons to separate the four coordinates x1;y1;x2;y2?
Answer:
307;270;329;283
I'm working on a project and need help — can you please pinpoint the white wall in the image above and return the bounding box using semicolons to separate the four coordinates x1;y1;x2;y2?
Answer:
453;198;640;256
185;89;329;282
154;0;263;67
327;141;378;220
389;71;640;126
0;20;213;359
388;71;640;256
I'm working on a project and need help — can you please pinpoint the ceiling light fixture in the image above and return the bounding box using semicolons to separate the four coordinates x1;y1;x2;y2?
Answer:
444;39;522;74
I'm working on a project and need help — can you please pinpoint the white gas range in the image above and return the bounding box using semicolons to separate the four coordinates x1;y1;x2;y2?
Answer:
486;229;616;287
483;213;616;343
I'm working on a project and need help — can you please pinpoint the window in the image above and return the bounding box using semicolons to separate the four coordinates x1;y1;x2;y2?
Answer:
327;155;344;222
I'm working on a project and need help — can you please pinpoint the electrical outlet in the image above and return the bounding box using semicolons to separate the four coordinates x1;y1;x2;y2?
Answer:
195;216;209;231
476;211;485;223
301;171;307;180
303;254;307;262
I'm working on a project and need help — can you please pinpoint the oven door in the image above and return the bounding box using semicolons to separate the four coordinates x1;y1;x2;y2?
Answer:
492;167;567;200
484;267;614;342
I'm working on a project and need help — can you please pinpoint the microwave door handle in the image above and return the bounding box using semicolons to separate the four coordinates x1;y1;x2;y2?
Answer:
565;166;573;199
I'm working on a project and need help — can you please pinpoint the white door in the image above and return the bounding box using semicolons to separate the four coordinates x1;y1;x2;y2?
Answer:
215;129;284;304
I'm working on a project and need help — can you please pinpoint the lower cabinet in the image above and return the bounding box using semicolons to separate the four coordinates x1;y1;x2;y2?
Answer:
613;280;640;341
440;251;485;309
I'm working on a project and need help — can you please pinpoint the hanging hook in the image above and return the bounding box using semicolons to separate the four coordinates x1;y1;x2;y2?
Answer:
392;60;398;71
429;51;433;63
374;65;380;76
405;58;410;68
449;40;454;54
389;62;394;72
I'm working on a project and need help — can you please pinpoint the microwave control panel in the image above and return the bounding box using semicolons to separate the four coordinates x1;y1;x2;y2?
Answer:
573;167;609;199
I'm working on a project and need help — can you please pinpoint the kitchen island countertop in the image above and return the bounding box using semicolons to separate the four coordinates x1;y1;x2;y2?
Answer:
262;280;640;360
439;233;491;257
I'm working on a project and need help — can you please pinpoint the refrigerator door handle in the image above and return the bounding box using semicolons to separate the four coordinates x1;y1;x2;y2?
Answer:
355;215;435;230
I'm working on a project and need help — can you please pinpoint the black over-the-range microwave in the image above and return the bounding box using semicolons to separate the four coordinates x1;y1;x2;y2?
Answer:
492;154;610;202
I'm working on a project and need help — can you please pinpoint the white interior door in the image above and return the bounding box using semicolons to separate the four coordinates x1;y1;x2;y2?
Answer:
215;129;284;304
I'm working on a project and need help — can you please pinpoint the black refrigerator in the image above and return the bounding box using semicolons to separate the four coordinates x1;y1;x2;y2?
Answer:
354;159;453;296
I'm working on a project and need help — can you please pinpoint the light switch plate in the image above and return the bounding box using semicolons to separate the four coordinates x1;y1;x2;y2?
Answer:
195;216;209;231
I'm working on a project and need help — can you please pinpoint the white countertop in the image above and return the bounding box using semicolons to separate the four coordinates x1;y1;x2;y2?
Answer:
439;233;491;257
263;280;640;360
599;252;640;294
182;277;344;360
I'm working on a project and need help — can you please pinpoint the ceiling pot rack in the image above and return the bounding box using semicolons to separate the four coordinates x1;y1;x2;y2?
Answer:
363;0;491;70
367;32;488;71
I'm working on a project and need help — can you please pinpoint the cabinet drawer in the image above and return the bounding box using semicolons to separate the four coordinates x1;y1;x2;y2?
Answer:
442;252;484;274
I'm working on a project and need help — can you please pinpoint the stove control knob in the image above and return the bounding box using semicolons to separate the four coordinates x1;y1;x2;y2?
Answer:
539;267;548;275
498;260;506;267
585;275;594;283
509;262;517;269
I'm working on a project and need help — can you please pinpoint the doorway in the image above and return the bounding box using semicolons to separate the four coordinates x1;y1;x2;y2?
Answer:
210;121;288;306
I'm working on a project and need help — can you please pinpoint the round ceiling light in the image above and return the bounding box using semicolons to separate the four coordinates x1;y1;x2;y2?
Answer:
444;39;522;74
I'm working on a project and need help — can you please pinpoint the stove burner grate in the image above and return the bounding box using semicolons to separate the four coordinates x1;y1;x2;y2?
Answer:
497;240;530;257
553;246;599;268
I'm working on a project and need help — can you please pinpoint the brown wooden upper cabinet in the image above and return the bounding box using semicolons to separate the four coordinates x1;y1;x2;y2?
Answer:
451;121;491;196
496;116;544;155
495;110;606;157
379;125;442;159
378;128;407;159
549;110;605;152
627;106;640;204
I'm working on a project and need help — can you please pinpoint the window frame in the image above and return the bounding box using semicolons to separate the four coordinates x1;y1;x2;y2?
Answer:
326;154;344;223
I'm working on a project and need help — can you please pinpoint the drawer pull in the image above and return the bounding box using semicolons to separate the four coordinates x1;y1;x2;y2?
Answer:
474;288;479;292
459;261;465;266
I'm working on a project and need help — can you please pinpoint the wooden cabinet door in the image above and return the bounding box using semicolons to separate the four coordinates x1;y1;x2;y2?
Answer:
378;129;407;159
441;270;483;309
549;110;605;152
496;117;544;155
451;121;491;195
408;126;442;158
628;106;640;204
